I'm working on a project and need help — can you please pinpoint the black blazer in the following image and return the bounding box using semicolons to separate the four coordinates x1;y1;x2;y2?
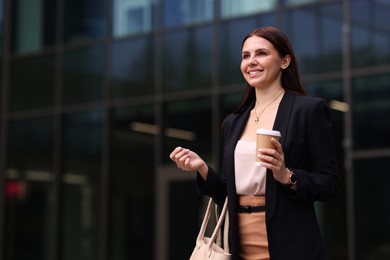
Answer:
197;91;339;260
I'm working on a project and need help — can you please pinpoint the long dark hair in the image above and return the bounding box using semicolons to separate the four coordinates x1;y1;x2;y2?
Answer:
233;27;306;114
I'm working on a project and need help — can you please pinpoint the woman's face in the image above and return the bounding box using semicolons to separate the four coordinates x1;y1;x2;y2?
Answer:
240;36;289;89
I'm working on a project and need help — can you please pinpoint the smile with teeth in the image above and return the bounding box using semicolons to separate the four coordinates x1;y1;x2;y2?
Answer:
248;70;262;76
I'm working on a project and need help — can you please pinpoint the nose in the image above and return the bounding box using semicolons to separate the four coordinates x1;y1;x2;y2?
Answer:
249;56;259;65
249;57;258;66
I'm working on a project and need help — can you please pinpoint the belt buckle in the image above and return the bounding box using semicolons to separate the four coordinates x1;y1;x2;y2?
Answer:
240;205;252;213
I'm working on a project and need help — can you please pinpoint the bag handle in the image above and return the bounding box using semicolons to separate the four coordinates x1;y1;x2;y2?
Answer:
195;197;229;255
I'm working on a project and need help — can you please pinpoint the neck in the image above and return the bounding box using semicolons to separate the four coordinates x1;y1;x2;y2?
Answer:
255;87;285;104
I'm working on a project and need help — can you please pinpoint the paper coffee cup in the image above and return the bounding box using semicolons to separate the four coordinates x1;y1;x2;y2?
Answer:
256;128;281;165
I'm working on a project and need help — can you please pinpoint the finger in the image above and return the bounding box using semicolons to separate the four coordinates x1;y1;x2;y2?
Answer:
270;138;283;153
174;148;189;162
169;146;183;160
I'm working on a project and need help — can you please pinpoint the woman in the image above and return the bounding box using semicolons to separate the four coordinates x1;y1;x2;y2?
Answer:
170;26;339;260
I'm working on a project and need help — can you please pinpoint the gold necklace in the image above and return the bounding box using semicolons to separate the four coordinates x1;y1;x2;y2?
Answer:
254;91;284;123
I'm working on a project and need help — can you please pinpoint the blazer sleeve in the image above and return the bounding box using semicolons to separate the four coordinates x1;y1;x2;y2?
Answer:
289;98;339;202
195;114;234;206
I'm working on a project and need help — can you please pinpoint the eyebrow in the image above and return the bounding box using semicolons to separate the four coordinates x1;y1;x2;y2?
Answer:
242;48;269;54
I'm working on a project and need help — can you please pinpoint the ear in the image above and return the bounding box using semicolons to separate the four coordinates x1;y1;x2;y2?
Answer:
281;55;291;69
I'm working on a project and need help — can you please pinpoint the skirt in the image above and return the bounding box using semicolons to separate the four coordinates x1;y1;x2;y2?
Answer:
237;195;270;260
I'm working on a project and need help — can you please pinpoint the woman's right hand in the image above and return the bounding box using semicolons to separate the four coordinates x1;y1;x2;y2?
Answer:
169;147;208;178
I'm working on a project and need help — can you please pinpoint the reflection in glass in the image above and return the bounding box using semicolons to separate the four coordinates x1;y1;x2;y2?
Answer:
63;46;104;105
62;111;102;260
221;0;275;18
163;26;212;93
11;0;56;53
352;74;390;149
281;3;342;74
110;36;154;99
162;97;212;165
5;117;54;260
9;55;55;111
319;3;343;72
64;0;104;43
112;0;155;37
109;104;155;260
163;0;213;27
284;0;318;6
351;0;390;68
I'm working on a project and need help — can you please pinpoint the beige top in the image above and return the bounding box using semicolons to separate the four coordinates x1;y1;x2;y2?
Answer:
234;140;266;195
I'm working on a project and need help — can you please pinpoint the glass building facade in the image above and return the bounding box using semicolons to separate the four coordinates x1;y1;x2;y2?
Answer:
0;0;389;259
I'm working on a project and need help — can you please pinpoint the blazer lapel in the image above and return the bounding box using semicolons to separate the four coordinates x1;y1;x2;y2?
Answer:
266;91;295;221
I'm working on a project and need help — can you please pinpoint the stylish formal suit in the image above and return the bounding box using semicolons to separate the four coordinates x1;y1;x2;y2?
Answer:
197;91;339;259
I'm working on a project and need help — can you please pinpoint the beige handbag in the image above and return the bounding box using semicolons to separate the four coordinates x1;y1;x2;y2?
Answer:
189;197;231;260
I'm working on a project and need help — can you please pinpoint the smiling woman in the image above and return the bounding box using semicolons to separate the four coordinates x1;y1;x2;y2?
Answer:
169;27;338;260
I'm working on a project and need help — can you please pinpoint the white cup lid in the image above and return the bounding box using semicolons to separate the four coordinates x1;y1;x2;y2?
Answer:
256;128;281;137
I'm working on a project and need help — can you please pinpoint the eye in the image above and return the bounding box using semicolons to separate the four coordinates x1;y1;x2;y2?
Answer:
242;53;250;59
257;51;267;56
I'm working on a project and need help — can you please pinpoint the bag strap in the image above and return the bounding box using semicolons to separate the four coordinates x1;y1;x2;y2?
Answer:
195;197;229;255
215;200;229;253
207;198;229;253
195;198;213;245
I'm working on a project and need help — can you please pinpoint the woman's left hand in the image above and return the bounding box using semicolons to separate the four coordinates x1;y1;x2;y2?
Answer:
257;138;290;185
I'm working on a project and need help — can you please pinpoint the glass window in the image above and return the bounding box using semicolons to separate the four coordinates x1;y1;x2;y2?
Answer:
162;26;212;93
281;3;342;74
5;117;54;260
219;16;275;86
354;157;390;259
163;0;213;27
162;97;212;165
61;111;102;260
110;36;154;99
221;0;275;18
109;104;155;260
112;0;155;37
63;46;104;105
11;0;56;54
351;0;390;68
64;0;105;44
352;74;390;149
9;55;55;111
283;0;319;6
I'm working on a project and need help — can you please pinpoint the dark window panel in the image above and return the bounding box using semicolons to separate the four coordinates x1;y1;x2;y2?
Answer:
61;111;102;260
109;104;155;260
5;117;54;260
9;55;55;111
163;0;213;27
352;74;390;149
351;0;390;68
281;3;343;74
354;158;390;260
110;36;154;99
11;0;57;54
64;0;105;44
162;97;212;164
63;46;104;105
162;26;213;93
